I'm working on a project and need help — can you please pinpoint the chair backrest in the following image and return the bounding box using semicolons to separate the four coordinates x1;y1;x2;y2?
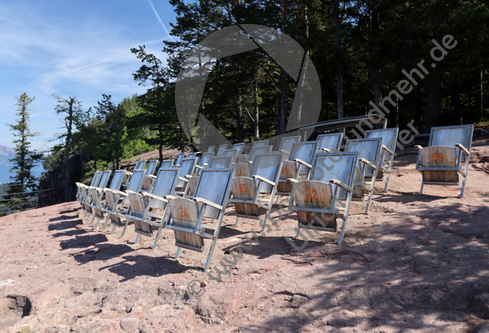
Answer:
251;152;283;193
90;171;103;187
253;140;269;148
429;125;474;162
109;170;126;190
209;156;233;169
176;157;197;188
151;168;181;198
207;145;215;153
249;146;273;164
279;136;301;154
187;152;198;159
345;138;383;177
146;160;158;175
233;143;245;154
200;152;214;167
135;159;146;170
216;144;228;156
175;153;185;166
316;133;343;152
366;128;399;162
98;170;112;188
126;169;146;192
160;159;174;169
133;159;141;169
310;152;359;200
194;168;234;219
223;148;239;162
289;141;317;175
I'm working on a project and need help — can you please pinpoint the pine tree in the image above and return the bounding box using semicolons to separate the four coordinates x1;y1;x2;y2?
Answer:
8;93;42;193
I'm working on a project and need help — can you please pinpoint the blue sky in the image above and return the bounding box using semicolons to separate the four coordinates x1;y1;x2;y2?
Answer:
0;0;176;152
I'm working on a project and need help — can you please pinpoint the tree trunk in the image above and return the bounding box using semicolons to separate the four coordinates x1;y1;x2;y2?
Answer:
278;69;288;135
334;0;344;119
65;101;73;201
254;76;259;140
452;76;462;125
236;89;244;142
423;69;441;131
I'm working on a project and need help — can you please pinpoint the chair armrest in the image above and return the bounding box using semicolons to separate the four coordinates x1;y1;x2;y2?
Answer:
287;178;300;183
195;165;203;169
253;175;275;186
330;179;353;192
415;145;423;150
178;176;189;182
193;197;223;210
279;149;289;154
185;174;193;179
455;143;470;156
203;163;209;167
359;158;377;170
294;158;312;169
142;192;168;202
149;175;157;179
165;195;180;200
322;148;331;153
106;189;127;197
382;145;394;155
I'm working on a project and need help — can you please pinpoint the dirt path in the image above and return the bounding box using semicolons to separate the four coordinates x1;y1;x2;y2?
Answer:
1;142;489;332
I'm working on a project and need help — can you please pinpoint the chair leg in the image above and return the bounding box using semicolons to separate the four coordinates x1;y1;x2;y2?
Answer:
338;217;348;246
175;247;181;259
152;225;164;249
89;213;96;226
110;225;116;234
384;172;391;192
460;175;468;198
235;217;240;226
102;215;111;230
420;182;424;194
275;195;281;204
94;217;101;229
120;219;129;238
204;238;218;272
134;233;140;244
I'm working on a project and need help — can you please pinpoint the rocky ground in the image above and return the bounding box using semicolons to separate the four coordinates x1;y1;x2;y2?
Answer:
1;141;489;333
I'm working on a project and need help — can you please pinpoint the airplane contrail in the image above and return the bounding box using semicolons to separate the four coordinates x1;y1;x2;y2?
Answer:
147;0;174;41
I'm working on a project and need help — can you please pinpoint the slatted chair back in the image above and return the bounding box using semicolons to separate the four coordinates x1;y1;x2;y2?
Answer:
289;152;359;245
251;153;283;194
135;159;146;170
252;140;269;148
216;144;228;156
316;132;343;153
175;157;198;189
126;169;146;192
249;145;273;164
278;136;301;155
165;168;235;271
146;160;158;175
210;156;233;169
187;152;199;159
234;143;245;154
85;169;122;227
160;159;174;169
206;145;215;153
416;124;473;197
366;128;399;191
175;153;185;166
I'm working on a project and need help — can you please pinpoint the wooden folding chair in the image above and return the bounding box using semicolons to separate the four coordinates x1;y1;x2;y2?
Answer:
275;141;317;203
141;160;159;192
365;128;399;192
101;169;146;236
289;152;359;245
186;156;233;198
175;156;198;196
164;168;235;271
344;138;383;214
278;135;301;160
316;132;343;153
125;168;181;248
84;170;111;220
416;124;473;198
77;171;103;216
87;170;125;228
229;152;283;232
216;144;228;156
